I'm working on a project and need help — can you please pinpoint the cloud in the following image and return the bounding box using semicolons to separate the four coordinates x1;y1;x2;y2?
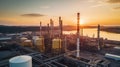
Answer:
107;0;120;3
21;13;45;17
91;4;104;7
88;0;106;3
90;0;107;8
113;7;120;9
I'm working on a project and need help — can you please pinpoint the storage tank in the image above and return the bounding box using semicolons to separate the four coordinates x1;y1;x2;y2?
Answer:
52;38;62;53
36;37;45;52
105;53;120;61
9;55;32;67
32;36;39;45
23;40;33;47
20;37;28;46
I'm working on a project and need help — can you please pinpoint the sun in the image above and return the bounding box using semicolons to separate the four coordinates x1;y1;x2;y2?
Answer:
72;18;86;25
80;19;85;25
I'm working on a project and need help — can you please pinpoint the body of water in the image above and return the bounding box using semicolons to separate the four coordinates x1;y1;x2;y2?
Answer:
63;28;120;41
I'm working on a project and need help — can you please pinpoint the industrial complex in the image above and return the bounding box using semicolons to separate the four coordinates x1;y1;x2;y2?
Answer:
0;13;120;67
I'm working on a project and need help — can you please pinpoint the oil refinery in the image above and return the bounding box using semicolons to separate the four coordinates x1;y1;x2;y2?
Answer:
0;13;120;67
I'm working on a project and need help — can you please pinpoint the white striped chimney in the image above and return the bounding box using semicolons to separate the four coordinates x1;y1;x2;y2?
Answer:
76;13;80;58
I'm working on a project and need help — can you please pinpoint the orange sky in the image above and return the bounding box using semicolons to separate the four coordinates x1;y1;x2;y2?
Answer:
0;0;120;26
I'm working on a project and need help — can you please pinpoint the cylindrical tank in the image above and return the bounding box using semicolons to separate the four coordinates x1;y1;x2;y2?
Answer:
23;40;33;47
9;55;32;67
36;37;45;52
20;37;28;41
32;36;39;45
52;38;62;53
20;37;28;46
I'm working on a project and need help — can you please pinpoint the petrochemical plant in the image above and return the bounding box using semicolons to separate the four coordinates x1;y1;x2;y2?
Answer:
0;13;120;67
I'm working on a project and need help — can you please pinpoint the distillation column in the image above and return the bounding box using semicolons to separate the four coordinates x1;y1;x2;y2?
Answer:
50;19;54;38
40;22;42;36
59;17;63;38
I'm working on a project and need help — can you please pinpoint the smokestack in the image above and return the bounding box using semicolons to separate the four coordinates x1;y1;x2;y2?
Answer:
97;24;100;50
59;16;63;38
47;23;50;35
77;13;80;58
81;26;83;36
50;19;54;38
76;13;80;58
59;17;61;22
40;22;42;36
77;13;80;35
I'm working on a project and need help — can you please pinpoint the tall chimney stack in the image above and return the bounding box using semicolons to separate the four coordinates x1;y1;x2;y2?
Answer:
59;16;63;38
40;22;42;36
47;23;50;35
97;24;100;50
50;19;54;38
76;13;80;58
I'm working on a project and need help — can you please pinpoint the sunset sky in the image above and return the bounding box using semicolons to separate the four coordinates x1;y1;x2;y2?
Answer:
0;0;120;26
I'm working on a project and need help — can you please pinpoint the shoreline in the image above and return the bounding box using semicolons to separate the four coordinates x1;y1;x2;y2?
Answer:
100;29;120;34
0;25;120;34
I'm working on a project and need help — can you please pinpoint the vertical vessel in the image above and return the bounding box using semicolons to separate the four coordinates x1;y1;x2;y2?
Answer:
40;22;42;36
9;55;32;67
59;17;63;38
50;19;54;38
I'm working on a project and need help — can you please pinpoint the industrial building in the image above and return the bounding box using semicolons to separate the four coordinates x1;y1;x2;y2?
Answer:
0;13;120;67
0;43;111;67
